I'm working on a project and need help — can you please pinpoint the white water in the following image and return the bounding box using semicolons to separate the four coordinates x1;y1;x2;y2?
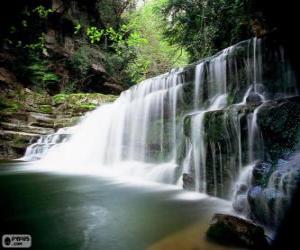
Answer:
23;38;297;198
23;68;184;183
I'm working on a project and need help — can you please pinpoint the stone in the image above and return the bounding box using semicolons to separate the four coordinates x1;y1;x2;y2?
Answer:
246;92;264;105
207;213;269;249
233;194;248;213
52;0;64;13
0;67;17;84
92;64;107;74
182;173;195;190
0;122;55;135
252;161;272;186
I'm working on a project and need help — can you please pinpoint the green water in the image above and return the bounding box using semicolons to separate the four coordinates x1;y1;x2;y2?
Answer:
0;162;244;250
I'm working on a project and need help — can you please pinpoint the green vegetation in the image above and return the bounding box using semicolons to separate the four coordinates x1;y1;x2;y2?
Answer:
33;5;53;19
86;27;104;44
160;0;253;61
0;0;258;95
125;0;189;82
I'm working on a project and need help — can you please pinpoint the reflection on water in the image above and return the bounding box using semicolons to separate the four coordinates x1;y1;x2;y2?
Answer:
0;162;245;250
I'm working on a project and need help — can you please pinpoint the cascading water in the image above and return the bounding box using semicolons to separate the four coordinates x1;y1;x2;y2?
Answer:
23;37;298;207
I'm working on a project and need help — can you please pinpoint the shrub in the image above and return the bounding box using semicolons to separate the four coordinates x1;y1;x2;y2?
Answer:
26;61;60;91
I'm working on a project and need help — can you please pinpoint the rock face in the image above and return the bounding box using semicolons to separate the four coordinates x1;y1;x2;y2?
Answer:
246;155;300;227
0;91;117;160
0;0;126;95
207;213;269;249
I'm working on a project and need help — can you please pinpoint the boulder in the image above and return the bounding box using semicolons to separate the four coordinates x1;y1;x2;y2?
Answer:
207;213;269;249
246;92;264;105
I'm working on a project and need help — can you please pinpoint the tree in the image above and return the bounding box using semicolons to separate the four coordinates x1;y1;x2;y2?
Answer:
125;0;189;82
160;0;252;62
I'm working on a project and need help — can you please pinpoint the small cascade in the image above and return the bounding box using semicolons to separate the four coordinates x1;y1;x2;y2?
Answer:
22;36;298;213
266;158;300;226
232;163;255;215
22;127;72;161
188;94;228;193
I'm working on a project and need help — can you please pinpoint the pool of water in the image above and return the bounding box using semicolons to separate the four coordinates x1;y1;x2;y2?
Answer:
0;162;246;250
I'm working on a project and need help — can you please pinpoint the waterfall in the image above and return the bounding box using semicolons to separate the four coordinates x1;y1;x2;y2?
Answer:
23;38;298;199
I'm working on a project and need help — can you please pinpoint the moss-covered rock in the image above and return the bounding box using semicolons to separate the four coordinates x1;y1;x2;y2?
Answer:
0;86;119;160
52;93;117;115
258;97;300;161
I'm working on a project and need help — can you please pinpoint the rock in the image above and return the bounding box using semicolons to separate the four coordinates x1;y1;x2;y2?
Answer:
52;0;64;13
103;82;124;94
232;194;248;213
0;130;40;159
0;122;55;135
0;67;17;84
252;161;272;186
92;64;107;74
246;92;264;104
248;186;266;223
63;37;75;55
182;173;195;190
28;112;55;128
207;213;269;249
248;186;283;226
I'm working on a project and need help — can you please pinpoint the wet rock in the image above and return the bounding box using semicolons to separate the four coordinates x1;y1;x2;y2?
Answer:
182;173;195;190
246;92;264;104
248;186;284;226
207;213;269;249
0;130;40;159
232;194;248;213
257;97;300;161
248;186;266;223
252;161;272;186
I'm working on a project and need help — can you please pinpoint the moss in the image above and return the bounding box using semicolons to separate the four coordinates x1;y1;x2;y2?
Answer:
0;97;22;113
53;93;67;104
39;105;52;114
78;103;97;111
183;115;191;137
258;98;300;161
53;93;117;106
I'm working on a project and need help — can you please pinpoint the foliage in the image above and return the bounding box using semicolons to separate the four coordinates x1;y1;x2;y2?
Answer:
69;45;104;76
74;24;82;35
33;5;53;19
96;0;135;28
25;34;47;55
86;26;104;44
124;0;189;82
26;61;60;91
160;0;252;61
0;0;257;93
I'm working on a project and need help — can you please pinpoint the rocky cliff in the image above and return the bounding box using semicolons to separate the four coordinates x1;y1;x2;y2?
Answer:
0;0;128;95
0;88;116;160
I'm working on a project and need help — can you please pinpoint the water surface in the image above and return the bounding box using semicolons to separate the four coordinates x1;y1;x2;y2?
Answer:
0;162;245;250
